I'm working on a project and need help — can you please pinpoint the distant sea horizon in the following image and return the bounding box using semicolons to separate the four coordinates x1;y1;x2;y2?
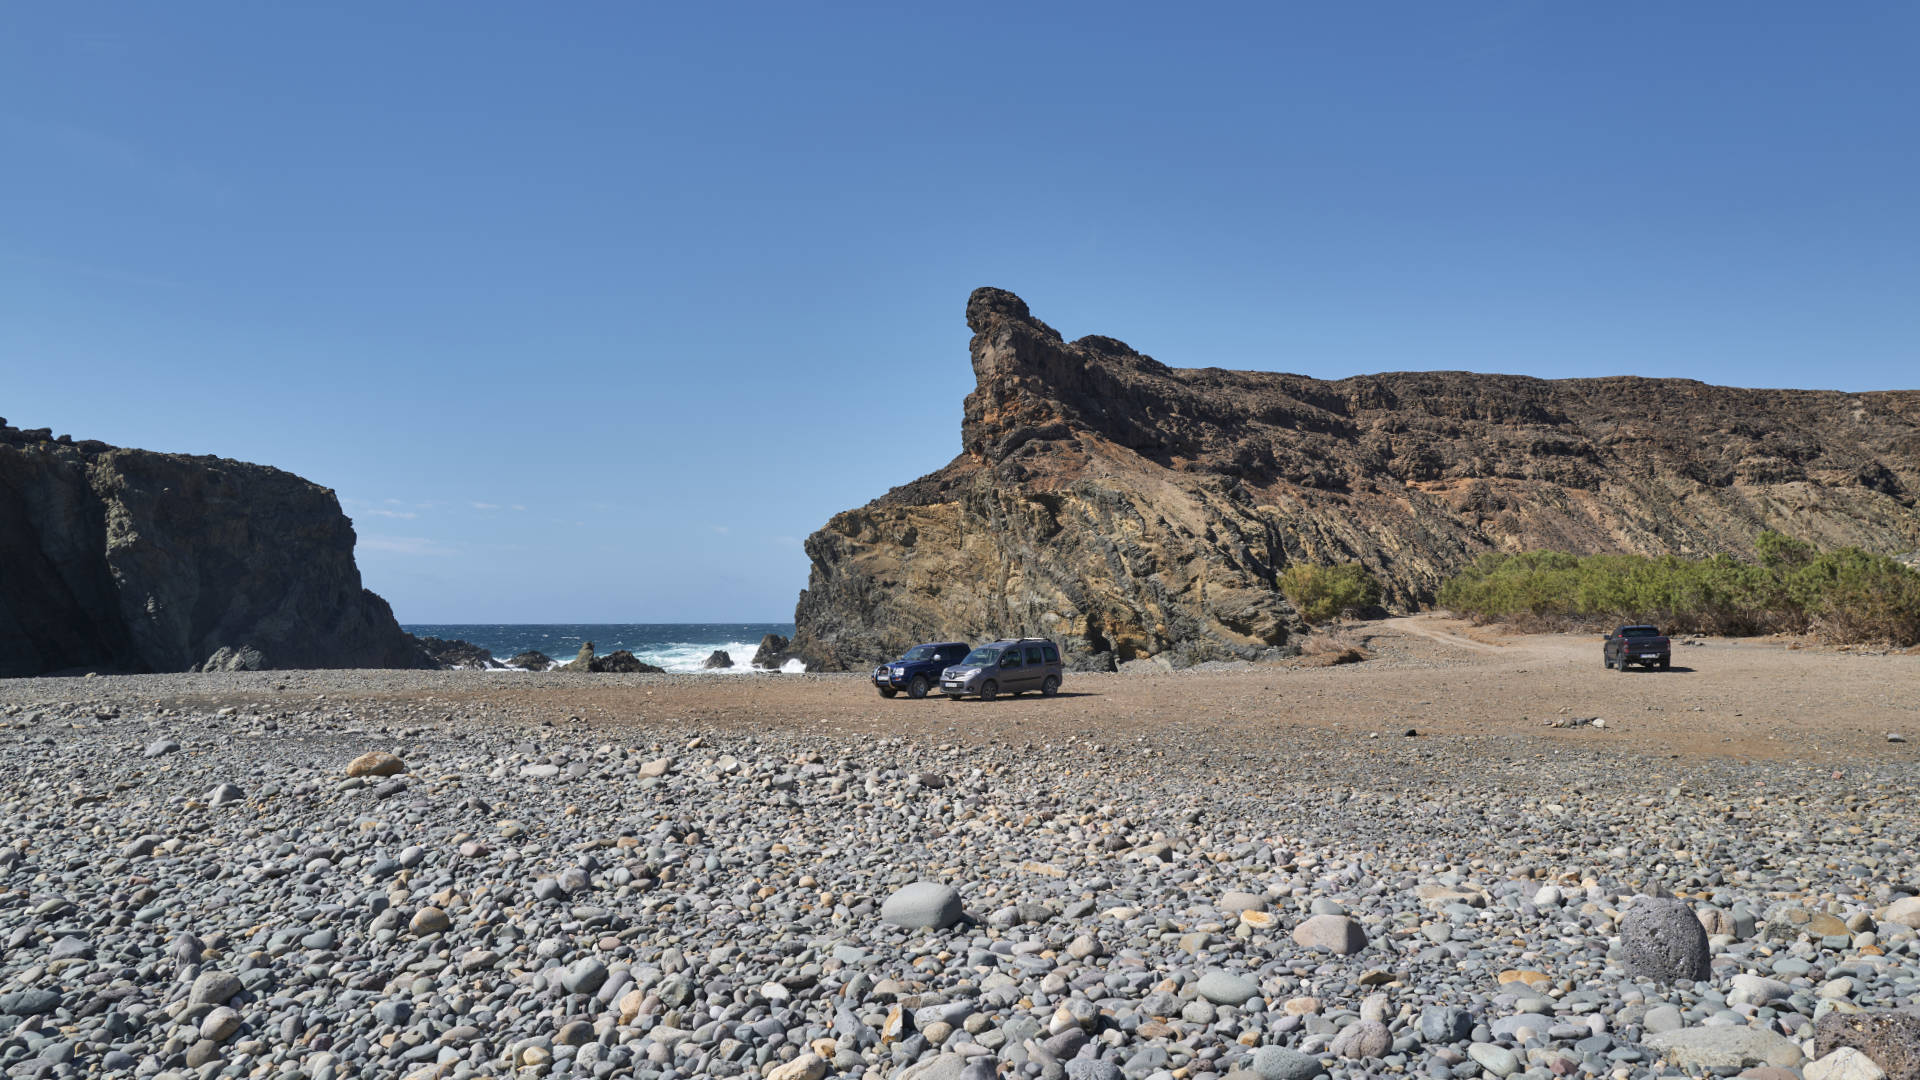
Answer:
400;623;797;672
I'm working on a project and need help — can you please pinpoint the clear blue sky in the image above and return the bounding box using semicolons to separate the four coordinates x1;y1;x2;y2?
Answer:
5;4;1915;621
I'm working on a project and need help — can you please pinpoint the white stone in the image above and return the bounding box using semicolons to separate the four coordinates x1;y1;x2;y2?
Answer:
1805;1047;1887;1080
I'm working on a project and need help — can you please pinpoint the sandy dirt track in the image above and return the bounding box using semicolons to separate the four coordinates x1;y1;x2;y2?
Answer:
80;615;1919;767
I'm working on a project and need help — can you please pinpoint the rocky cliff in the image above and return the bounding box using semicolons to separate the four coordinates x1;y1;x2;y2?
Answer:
1;420;434;676
791;288;1920;671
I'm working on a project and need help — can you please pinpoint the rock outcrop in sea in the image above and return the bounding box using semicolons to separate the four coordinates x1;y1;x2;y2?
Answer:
791;288;1920;671
412;636;502;670
0;419;434;676
751;633;797;670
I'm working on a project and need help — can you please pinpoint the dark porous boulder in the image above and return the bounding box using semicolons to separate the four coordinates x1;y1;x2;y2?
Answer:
0;418;435;676
412;635;500;670
1620;895;1712;984
1814;1008;1920;1080
702;649;734;669
507;650;554;671
590;650;665;674
751;633;794;669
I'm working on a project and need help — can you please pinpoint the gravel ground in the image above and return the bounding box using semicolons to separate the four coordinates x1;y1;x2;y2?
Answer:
0;618;1916;1080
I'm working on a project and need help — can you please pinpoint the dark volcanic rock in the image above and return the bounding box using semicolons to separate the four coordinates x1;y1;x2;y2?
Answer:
1814;1008;1920;1080
412;636;501;669
507;650;554;671
701;649;734;669
1619;895;1713;984
590;650;664;674
788;290;1920;671
751;633;794;670
0;419;435;676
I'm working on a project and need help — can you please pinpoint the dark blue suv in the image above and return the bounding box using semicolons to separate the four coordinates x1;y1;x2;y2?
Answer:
873;642;971;699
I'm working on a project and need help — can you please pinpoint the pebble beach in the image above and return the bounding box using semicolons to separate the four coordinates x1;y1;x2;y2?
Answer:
2;619;1917;1080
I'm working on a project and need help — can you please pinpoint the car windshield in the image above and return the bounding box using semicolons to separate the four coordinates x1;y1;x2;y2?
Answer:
961;648;999;667
1622;627;1662;637
900;646;938;661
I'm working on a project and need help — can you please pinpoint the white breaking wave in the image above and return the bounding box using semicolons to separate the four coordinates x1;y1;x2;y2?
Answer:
493;639;805;673
633;639;771;673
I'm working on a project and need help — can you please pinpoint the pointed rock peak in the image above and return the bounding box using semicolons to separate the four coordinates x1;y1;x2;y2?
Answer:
967;286;1027;324
966;287;1060;340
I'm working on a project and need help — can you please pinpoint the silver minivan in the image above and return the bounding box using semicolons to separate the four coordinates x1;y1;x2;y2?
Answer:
939;637;1063;700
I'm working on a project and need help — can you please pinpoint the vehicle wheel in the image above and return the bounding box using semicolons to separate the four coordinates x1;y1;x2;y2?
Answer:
978;680;998;702
1603;656;1613;669
1041;675;1060;697
1616;659;1629;672
907;675;929;699
1658;657;1670;670
877;686;897;698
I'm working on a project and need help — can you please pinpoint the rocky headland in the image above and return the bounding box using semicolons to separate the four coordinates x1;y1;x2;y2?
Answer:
792;290;1920;671
0;420;433;676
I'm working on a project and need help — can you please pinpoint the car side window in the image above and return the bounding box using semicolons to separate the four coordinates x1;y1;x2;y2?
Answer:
1001;650;1022;669
1043;644;1059;663
1025;646;1044;664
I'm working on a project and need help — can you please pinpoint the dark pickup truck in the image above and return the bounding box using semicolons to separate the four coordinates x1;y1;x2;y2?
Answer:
1603;625;1671;671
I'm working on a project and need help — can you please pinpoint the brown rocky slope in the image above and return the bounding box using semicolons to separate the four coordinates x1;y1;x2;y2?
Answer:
0;420;433;676
791;288;1920;671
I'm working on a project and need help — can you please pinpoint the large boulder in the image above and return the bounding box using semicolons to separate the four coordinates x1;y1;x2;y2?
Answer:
508;650;554;671
1292;914;1368;955
0;419;436;676
881;882;964;930
1620;895;1712;983
346;752;406;778
1644;1027;1806;1070
570;641;596;670
702;650;734;669
1884;897;1920;929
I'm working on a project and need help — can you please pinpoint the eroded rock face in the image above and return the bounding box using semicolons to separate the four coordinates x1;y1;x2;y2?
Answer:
0;421;435;676
790;289;1920;672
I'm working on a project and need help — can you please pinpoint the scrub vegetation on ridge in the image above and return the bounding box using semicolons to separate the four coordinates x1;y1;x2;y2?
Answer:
1277;563;1383;625
1437;532;1920;646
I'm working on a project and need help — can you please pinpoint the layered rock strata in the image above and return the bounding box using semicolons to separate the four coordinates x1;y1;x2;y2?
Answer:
791;289;1920;670
0;420;433;675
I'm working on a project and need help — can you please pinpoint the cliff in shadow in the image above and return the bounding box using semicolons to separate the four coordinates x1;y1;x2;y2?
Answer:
791;288;1920;671
0;420;434;676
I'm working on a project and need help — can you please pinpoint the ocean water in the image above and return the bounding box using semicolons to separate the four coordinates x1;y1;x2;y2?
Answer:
400;623;800;673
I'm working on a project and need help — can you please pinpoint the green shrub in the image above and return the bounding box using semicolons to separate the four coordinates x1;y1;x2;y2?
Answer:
1436;532;1920;646
1279;562;1383;624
